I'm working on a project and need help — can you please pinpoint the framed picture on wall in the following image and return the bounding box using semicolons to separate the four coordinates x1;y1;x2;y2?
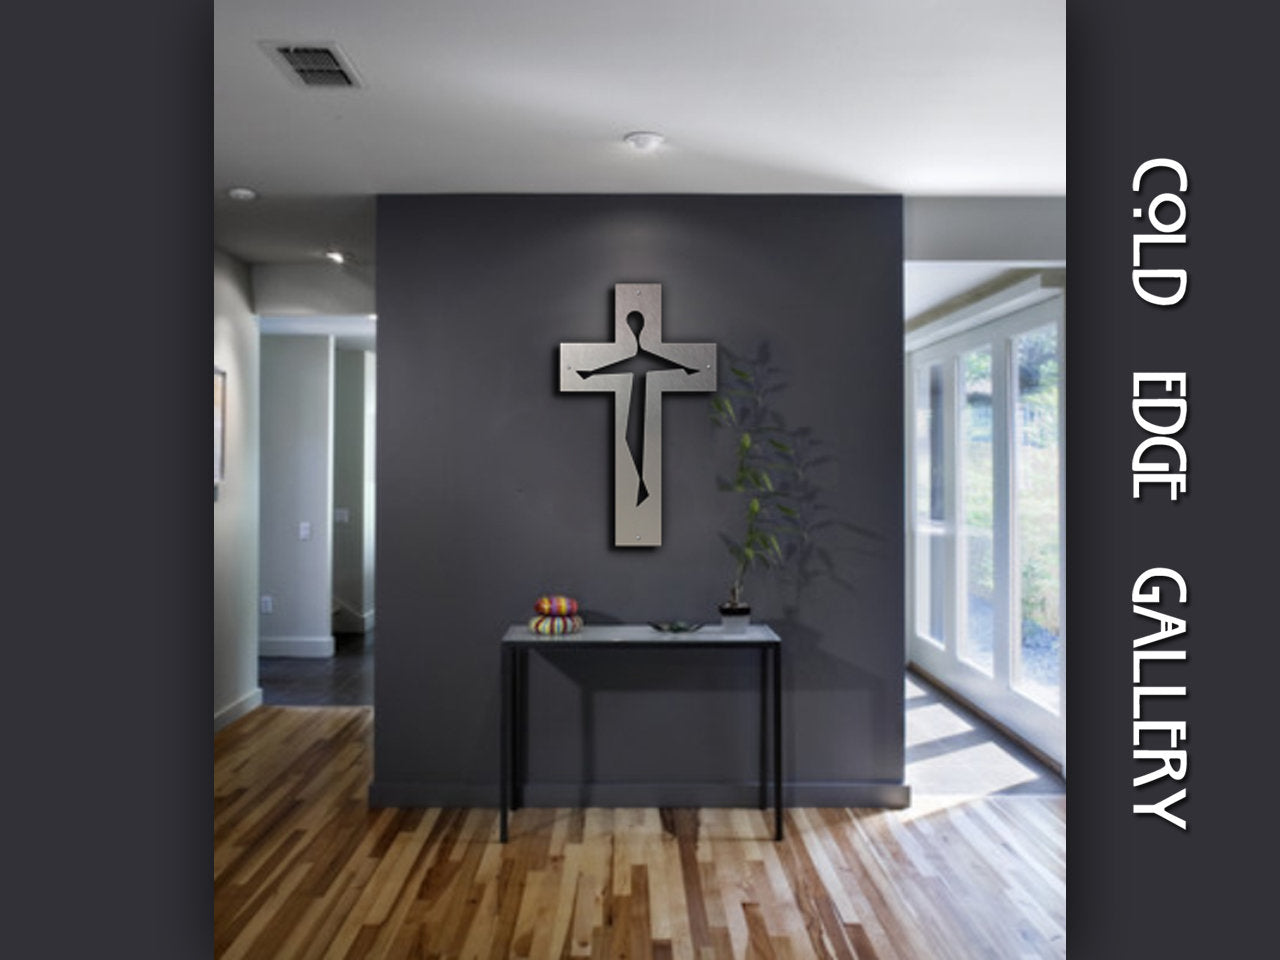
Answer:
214;366;227;490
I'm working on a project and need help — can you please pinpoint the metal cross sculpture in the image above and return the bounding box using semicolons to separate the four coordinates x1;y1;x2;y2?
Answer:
560;283;716;546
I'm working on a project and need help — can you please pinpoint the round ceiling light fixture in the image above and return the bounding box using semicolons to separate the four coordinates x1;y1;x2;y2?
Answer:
226;186;258;202
623;131;665;153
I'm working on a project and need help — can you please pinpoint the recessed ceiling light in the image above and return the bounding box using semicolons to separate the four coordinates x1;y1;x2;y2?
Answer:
623;131;665;153
324;250;346;264
226;186;257;202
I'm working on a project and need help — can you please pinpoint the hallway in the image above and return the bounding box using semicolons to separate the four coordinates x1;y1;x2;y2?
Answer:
259;632;374;707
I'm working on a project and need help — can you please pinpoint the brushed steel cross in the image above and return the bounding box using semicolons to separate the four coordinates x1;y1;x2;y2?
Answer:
560;284;716;546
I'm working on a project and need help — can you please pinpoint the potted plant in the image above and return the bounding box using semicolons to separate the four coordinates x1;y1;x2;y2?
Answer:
710;346;799;628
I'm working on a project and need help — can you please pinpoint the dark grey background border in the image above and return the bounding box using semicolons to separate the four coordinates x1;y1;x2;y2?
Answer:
1068;1;1278;955
11;1;208;958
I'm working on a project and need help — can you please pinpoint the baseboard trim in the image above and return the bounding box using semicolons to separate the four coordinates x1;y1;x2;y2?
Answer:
261;634;334;658
214;687;263;733
369;779;910;809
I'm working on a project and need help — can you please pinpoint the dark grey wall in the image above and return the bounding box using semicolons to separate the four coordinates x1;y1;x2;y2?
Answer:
372;195;906;807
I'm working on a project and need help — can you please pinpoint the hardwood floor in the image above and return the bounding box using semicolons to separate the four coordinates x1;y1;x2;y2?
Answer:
215;707;1064;959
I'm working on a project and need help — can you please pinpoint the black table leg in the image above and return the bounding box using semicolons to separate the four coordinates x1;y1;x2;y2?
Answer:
759;646;768;812
500;644;510;843
513;648;526;811
773;644;783;841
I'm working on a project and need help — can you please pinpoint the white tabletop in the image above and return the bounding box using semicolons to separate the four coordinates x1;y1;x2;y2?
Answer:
502;623;780;644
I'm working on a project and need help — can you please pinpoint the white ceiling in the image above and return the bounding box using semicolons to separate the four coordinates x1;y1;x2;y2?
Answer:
214;0;1064;269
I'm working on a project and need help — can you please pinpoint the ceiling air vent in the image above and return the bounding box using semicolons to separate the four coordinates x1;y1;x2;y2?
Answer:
263;42;361;88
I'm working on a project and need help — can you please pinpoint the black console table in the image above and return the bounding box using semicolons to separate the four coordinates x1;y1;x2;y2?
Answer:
499;623;783;842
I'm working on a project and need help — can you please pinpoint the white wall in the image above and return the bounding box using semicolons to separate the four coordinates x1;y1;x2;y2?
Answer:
213;250;262;730
253;262;375;316
904;197;1065;262
259;335;336;657
332;348;376;633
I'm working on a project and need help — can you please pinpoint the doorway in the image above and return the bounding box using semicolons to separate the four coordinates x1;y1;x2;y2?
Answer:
257;317;377;705
905;292;1065;767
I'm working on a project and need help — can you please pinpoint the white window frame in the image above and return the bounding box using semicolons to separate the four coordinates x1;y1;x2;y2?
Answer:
905;294;1066;767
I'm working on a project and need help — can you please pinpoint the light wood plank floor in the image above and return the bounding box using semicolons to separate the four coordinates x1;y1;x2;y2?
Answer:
215;706;1064;959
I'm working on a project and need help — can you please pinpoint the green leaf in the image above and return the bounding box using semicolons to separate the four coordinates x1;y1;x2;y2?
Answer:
739;433;752;450
731;366;752;382
778;504;799;518
748;497;761;516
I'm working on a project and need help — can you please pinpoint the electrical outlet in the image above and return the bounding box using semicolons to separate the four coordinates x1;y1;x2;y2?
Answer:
260;595;274;614
334;507;350;524
299;521;311;540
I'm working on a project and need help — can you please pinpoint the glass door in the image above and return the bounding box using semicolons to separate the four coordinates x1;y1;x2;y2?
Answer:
906;296;1064;765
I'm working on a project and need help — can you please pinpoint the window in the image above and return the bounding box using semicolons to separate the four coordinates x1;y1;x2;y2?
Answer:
906;296;1064;765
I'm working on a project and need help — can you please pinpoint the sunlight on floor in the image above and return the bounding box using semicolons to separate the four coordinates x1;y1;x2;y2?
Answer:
903;672;1063;819
904;701;974;747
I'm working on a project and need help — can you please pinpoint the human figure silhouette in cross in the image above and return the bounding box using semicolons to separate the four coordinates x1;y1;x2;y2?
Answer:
577;310;701;505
